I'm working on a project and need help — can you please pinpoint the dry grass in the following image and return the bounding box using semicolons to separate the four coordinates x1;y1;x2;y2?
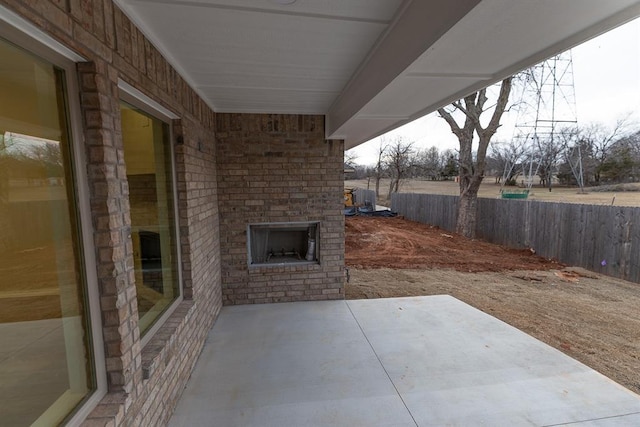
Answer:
346;178;640;208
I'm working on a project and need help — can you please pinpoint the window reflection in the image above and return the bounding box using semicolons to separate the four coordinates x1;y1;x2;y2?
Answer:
120;102;179;336
0;39;93;425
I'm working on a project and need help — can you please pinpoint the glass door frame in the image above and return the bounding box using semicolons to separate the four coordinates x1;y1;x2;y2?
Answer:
0;5;107;425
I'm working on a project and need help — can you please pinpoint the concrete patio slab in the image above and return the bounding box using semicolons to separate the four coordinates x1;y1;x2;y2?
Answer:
169;296;640;426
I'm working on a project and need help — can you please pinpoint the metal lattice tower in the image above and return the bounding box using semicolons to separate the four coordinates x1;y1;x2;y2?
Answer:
512;50;578;188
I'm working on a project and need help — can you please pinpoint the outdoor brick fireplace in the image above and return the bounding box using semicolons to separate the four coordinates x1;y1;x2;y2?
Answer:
216;113;345;305
248;222;319;266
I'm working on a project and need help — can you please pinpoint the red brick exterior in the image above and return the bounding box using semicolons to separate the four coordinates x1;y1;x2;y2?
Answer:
4;1;222;425
216;114;345;305
3;1;344;425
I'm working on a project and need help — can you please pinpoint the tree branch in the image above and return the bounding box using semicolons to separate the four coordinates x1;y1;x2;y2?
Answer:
479;77;513;137
437;107;462;135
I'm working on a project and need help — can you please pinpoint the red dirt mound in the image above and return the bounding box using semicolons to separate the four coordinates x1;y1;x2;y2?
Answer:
345;216;562;272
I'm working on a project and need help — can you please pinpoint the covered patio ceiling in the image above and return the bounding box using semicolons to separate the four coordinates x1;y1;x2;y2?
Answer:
115;0;640;149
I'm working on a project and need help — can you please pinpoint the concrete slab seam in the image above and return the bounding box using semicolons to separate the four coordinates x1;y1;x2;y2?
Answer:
344;300;419;427
541;411;640;427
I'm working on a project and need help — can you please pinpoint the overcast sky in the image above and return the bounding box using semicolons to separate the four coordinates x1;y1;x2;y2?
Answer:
348;16;640;166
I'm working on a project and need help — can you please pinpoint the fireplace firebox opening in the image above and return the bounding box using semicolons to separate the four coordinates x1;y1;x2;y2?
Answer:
248;222;320;266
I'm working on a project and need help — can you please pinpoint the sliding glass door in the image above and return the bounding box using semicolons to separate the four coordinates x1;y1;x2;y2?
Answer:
0;37;95;426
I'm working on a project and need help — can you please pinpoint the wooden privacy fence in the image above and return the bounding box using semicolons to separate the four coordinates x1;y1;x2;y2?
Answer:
391;193;640;284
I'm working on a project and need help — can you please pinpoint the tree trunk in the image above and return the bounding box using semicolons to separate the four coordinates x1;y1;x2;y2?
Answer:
438;77;512;240
456;174;483;237
455;126;477;238
387;176;400;200
0;160;10;252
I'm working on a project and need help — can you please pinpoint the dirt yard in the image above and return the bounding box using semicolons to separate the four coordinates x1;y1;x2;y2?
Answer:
345;215;640;395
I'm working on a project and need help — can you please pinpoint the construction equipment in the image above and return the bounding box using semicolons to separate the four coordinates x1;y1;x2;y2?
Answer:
344;188;355;207
344;187;395;217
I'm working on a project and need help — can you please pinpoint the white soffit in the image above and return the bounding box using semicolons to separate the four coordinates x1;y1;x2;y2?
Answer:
331;0;640;148
115;0;639;149
115;0;405;115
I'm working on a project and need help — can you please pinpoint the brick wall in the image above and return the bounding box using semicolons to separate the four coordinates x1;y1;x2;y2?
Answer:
216;113;345;305
4;1;222;426
4;1;346;424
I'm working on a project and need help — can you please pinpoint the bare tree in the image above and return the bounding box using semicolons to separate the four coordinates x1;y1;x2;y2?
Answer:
621;130;640;180
533;134;565;190
344;149;358;181
581;116;634;185
0;134;14;252
414;146;441;180
344;150;358;169
557;127;588;192
373;137;389;197
626;129;640;155
490;139;528;186
385;137;414;199
438;77;513;238
0;133;19;252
